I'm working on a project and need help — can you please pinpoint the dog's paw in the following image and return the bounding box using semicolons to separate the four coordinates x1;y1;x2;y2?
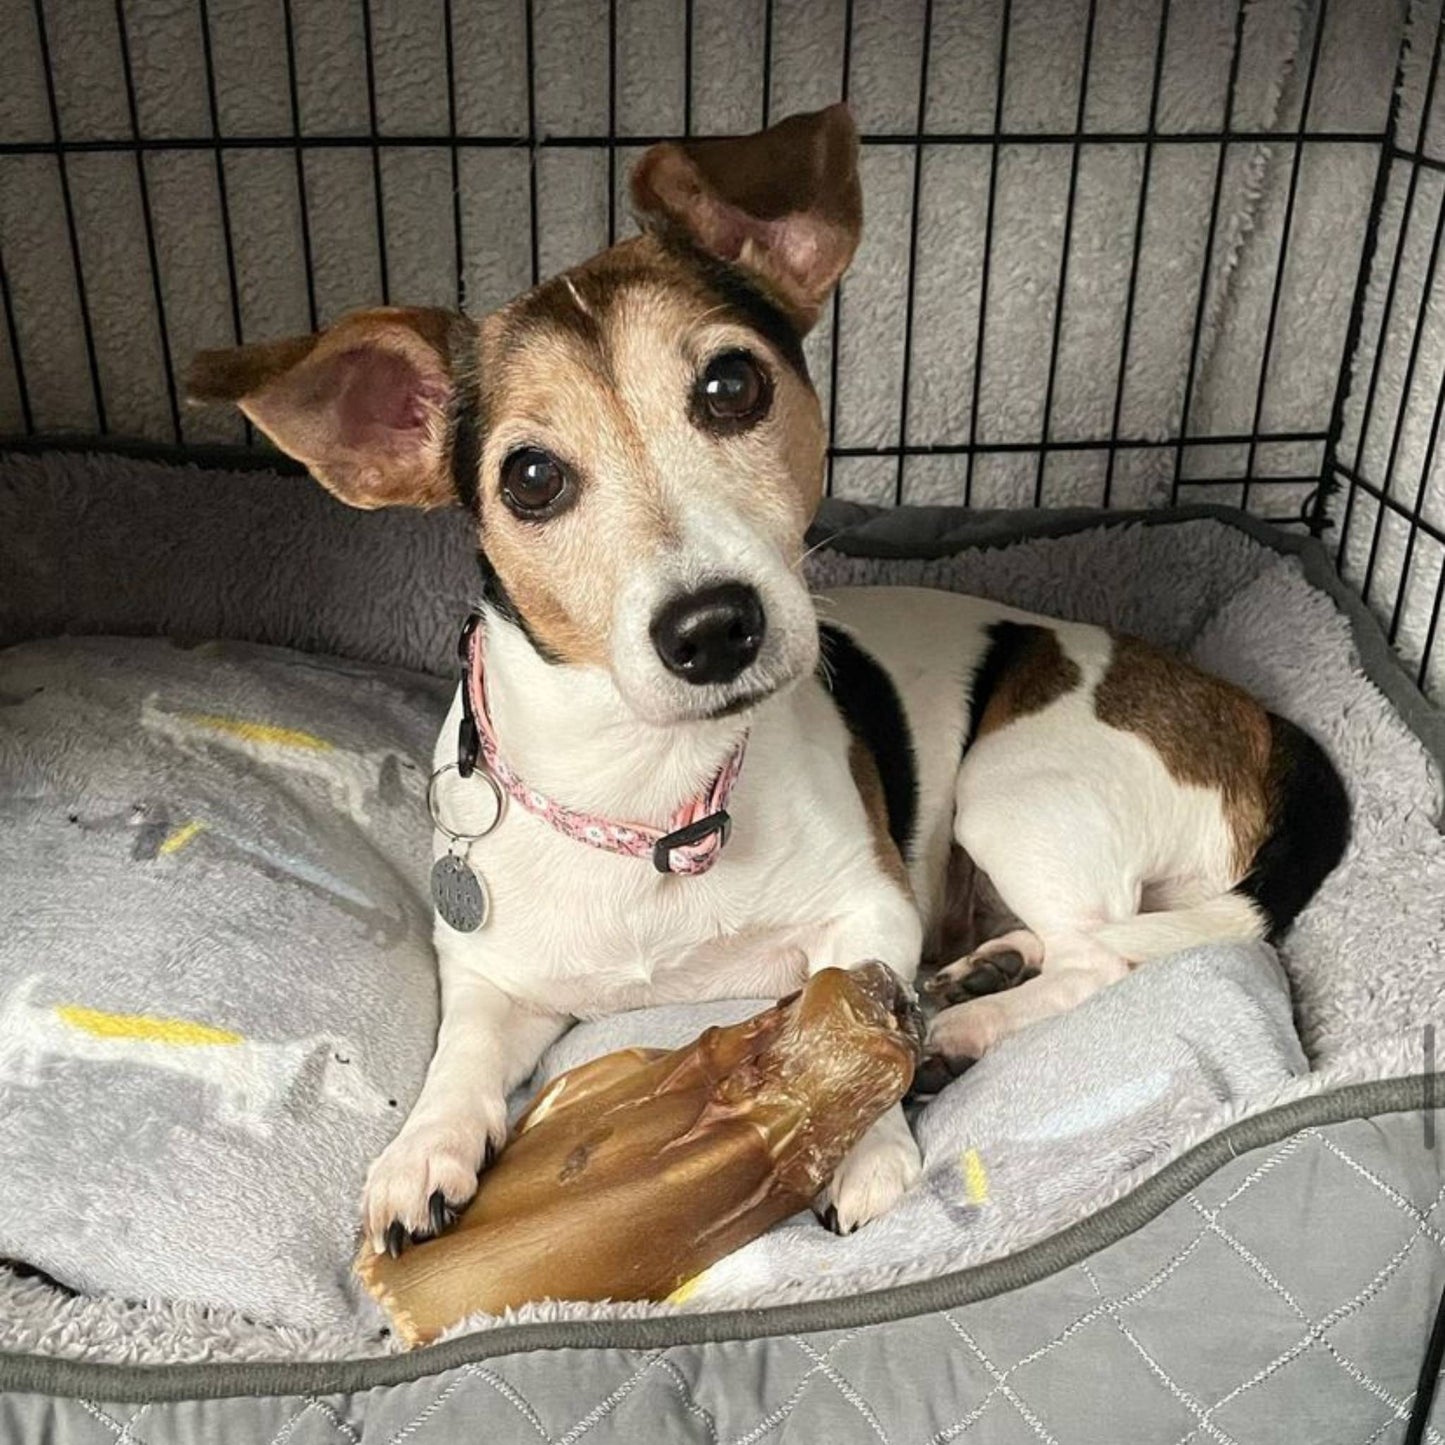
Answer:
925;947;1038;1007
362;1109;505;1257
909;1050;975;1099
927;997;1010;1064
816;1115;922;1234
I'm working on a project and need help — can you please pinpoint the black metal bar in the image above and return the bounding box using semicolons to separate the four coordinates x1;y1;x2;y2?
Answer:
1173;473;1328;489
3;427;1331;465
1330;460;1445;551
524;0;539;286
1103;0;1171;506
280;0;318;331
0;129;1388;157
196;0;250;443
1335;16;1445;567
1315;27;1406;538
1390;146;1445;175
1034;0;1098;507
360;0;390;303
683;0;694;137
1361;185;1445;606
1417;546;1445;693
443;0;464;308
114;0;182;443
964;0;1012;504
827;427;1327;457
1388;368;1445;643
0;243;35;434
31;0;107;432
1172;0;1248;505
1241;0;1328;515
824;0;855;498
761;0;774;128
893;0;935;506
607;0;618;245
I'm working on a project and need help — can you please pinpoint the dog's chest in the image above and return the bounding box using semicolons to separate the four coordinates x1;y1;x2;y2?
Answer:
436;691;888;1016
459;833;839;1016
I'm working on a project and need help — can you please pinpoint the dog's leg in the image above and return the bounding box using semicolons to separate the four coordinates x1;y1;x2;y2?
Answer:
809;889;926;1233
929;756;1141;1068
362;971;566;1255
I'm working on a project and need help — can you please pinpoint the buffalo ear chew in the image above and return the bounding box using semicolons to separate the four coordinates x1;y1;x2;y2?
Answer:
357;963;922;1345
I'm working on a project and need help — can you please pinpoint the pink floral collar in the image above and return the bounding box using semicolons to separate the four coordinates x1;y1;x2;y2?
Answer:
454;613;747;876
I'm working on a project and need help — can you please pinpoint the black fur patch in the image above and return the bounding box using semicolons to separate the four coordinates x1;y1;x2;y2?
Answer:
818;623;918;861
449;384;483;513
963;621;1053;751
674;241;809;379
474;553;564;666
1236;713;1351;939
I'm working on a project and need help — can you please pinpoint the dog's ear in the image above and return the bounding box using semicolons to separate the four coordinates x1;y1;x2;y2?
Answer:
187;307;466;510
630;103;861;332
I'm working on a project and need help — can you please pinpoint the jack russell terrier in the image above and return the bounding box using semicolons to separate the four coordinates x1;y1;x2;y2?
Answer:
189;103;1350;1256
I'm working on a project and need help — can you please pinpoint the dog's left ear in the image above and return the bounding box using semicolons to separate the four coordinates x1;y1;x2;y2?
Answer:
630;103;861;333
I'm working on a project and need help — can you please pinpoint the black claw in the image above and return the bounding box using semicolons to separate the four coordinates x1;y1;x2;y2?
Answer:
821;1205;841;1235
482;1138;498;1169
384;1221;406;1259
428;1189;450;1237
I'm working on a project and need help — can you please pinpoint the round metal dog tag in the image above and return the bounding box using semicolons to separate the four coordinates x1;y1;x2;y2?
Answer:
431;854;490;932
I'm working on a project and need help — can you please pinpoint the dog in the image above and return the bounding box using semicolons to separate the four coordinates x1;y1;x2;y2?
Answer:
188;103;1350;1254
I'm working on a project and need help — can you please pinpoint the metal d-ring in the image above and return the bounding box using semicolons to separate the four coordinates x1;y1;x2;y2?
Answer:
426;760;506;844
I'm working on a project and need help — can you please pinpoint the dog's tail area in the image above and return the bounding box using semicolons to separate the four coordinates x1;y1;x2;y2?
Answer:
1235;712;1351;941
1089;893;1269;965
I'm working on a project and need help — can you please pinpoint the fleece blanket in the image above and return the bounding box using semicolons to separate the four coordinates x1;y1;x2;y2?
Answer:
0;0;1403;522
0;639;446;1332
0;497;1440;1364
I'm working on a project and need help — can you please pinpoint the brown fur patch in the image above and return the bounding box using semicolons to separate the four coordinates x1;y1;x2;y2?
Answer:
1094;635;1273;872
848;738;912;896
975;626;1082;739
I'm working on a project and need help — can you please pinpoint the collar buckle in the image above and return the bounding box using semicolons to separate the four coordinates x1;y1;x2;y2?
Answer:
653;810;732;874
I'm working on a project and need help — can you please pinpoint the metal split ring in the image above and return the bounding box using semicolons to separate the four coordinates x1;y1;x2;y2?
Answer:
426;761;506;844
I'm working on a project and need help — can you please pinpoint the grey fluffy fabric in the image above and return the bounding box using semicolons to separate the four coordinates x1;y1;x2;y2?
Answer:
0;456;1440;1367
0;637;444;1332
0;0;1405;523
516;944;1305;1318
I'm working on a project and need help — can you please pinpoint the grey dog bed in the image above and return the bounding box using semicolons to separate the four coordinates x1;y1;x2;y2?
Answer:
0;452;1443;1441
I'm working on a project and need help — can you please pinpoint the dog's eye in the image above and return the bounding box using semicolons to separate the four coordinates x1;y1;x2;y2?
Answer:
694;351;771;432
501;448;570;516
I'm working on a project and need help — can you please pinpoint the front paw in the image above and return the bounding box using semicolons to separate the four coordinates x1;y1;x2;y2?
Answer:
816;1116;922;1234
927;996;1009;1065
362;1108;505;1257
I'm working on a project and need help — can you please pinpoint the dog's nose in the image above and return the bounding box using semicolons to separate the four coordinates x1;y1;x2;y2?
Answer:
651;583;766;685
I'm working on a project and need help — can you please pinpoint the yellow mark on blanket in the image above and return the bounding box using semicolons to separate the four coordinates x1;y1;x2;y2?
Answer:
960;1148;990;1205
179;713;333;751
54;1005;243;1048
667;1271;707;1305
158;820;205;855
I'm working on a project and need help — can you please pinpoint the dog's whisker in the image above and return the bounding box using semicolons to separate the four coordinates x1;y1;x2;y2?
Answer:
793;519;869;572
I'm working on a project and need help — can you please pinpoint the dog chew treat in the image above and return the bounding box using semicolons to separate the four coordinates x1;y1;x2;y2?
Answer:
357;963;922;1346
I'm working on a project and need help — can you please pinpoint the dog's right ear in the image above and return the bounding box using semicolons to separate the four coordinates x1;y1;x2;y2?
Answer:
631;103;862;333
187;307;467;510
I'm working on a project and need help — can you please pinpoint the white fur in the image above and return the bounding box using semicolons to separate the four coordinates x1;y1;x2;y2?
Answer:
364;585;1268;1248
